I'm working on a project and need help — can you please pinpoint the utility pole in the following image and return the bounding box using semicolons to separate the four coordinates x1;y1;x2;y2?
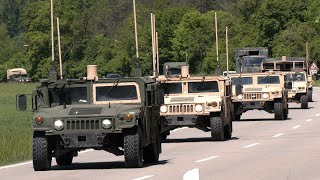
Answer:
215;12;219;63
133;0;139;58
226;27;229;76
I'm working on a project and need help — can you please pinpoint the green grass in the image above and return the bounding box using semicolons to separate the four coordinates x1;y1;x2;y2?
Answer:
313;80;320;87
0;83;37;166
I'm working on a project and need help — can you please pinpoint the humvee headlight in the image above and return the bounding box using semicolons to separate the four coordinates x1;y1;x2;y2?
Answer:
237;94;243;100
263;93;269;99
160;106;168;113
207;101;218;107
54;120;64;131
102;119;112;129
195;104;203;112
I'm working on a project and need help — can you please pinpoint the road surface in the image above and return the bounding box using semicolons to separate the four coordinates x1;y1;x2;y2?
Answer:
2;89;320;180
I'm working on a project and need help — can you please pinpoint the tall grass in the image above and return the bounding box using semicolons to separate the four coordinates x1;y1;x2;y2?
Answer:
0;83;37;166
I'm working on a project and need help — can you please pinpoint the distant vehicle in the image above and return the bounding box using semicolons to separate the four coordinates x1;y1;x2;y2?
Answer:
106;73;121;78
7;68;32;82
163;62;188;76
262;56;313;102
235;47;268;73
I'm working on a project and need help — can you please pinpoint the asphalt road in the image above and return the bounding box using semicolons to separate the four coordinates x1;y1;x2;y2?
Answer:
2;88;320;180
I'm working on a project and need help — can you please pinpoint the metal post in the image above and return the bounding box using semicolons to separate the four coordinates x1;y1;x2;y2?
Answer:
306;42;309;74
151;13;155;77
156;31;159;77
133;0;139;58
57;17;63;80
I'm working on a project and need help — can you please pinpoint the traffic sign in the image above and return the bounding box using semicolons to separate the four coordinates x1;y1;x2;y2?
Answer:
309;62;318;75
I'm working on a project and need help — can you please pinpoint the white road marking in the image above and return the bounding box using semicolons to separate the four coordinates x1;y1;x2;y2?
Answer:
306;119;313;122
242;143;260;149
171;127;188;132
273;133;285;138
0;149;94;170
132;175;154;180
0;161;32;170
292;125;301;129
183;168;199;180
315;114;320;117
195;156;219;163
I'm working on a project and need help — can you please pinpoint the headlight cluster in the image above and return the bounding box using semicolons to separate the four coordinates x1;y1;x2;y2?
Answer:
102;119;112;129
262;93;269;99
195;104;203;112
160;105;168;113
207;101;218;107
54;119;64;131
237;94;243;100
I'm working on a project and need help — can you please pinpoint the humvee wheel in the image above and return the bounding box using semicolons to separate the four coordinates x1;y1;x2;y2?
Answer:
274;102;284;120
283;107;288;120
124;126;143;168
56;151;73;166
161;134;168;141
143;133;160;163
32;132;52;171
210;114;224;141
307;89;313;102
301;95;308;109
224;123;232;139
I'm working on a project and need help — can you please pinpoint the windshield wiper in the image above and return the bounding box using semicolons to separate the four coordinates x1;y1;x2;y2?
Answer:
104;79;120;99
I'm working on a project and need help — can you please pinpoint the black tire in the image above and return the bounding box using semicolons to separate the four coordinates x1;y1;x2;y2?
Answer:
224;124;232;139
161;134;168;141
56;151;73;166
283;106;288;120
307;89;313;102
124;126;143;168
274;102;284;120
301;95;308;109
210;114;224;141
143;135;160;164
32;132;52;171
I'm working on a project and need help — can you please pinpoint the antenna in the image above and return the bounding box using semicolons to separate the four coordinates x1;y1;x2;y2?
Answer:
185;49;188;63
57;17;63;80
51;0;55;63
215;12;219;63
133;0;139;58
226;27;229;76
156;31;159;76
151;13;157;77
306;42;309;74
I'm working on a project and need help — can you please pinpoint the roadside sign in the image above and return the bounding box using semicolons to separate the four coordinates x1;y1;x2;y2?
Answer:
309;62;318;75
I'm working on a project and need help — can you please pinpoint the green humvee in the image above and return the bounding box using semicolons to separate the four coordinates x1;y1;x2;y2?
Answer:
17;71;162;171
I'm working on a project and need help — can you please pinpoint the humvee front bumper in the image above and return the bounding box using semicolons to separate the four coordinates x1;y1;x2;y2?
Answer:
59;133;107;148
161;115;209;126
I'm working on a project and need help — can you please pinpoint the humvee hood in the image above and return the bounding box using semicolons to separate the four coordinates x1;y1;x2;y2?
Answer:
35;104;142;119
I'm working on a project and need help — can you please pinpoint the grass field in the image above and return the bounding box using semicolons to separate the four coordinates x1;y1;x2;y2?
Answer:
0;83;37;166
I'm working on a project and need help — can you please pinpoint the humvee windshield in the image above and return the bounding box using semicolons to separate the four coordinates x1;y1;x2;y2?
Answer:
163;83;182;94
96;85;138;101
257;76;280;84
285;73;306;82
243;57;265;67
231;77;253;85
50;87;88;104
168;68;181;75
188;81;219;93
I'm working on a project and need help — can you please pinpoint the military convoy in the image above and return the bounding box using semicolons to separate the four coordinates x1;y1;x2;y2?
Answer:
17;65;162;171
158;65;232;141
230;72;289;120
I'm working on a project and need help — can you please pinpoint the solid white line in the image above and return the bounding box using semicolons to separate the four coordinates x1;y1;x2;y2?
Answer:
0;149;94;170
292;125;301;129
306;119;313;122
315;114;320;117
242;143;260;149
0;161;32;170
183;168;199;180
171;127;188;132
195;156;219;163
273;133;285;138
132;175;154;180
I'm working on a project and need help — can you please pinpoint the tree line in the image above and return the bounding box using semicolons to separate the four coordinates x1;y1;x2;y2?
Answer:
0;0;319;81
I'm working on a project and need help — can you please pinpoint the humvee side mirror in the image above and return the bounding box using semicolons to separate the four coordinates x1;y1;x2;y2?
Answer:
235;84;243;95
285;82;293;90
17;95;27;111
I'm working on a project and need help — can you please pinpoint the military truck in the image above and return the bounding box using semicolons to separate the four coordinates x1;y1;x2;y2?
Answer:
17;65;162;171
284;71;309;109
158;66;233;141
230;72;289;120
235;47;268;73
163;62;188;76
262;56;313;102
7;68;32;82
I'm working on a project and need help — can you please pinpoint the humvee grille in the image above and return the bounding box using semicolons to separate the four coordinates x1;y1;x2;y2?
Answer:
168;104;194;113
66;120;100;130
243;93;262;100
